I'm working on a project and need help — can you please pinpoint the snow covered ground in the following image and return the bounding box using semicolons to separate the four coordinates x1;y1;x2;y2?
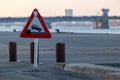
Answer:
0;22;120;34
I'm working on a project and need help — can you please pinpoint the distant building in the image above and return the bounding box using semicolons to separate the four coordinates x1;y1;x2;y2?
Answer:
102;9;109;16
65;9;73;17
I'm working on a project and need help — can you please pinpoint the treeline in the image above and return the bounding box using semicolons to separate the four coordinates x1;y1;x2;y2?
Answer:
0;16;120;22
0;17;28;22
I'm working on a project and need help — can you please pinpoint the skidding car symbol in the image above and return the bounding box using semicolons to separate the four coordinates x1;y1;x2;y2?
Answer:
31;24;42;32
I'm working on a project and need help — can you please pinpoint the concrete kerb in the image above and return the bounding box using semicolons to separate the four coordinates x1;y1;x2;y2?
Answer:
54;63;120;80
106;72;120;80
54;63;65;70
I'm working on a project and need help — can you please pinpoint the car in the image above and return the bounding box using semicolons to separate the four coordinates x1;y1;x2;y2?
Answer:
31;24;42;32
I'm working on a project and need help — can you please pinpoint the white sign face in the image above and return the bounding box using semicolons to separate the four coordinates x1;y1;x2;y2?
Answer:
27;11;45;34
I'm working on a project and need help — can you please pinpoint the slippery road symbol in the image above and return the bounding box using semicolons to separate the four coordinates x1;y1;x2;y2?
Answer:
31;24;42;32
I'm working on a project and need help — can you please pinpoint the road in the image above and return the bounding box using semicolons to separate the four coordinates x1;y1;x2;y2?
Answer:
0;32;120;62
0;32;120;80
1;32;120;49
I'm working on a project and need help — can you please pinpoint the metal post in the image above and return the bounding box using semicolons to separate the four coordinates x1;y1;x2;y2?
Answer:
9;42;17;62
37;42;39;63
56;43;65;63
30;42;34;64
33;39;39;70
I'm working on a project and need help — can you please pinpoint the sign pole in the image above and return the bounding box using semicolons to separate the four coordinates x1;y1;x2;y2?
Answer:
33;38;39;70
20;8;52;71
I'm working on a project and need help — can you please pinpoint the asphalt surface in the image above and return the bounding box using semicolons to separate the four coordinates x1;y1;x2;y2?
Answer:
0;32;120;63
1;32;120;50
0;32;120;79
0;62;104;80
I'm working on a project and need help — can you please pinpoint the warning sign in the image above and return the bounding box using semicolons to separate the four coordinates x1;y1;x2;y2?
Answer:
20;8;51;38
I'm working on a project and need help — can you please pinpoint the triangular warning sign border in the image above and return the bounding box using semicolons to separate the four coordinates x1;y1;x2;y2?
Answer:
20;9;51;38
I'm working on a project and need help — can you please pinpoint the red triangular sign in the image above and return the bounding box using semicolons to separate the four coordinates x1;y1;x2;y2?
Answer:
20;9;51;38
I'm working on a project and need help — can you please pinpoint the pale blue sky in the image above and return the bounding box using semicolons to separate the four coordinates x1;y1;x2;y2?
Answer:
0;0;120;17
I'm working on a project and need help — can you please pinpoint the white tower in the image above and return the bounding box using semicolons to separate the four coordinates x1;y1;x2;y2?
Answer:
65;9;73;17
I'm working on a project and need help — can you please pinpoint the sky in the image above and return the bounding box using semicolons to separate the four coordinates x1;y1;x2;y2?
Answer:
0;0;120;17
